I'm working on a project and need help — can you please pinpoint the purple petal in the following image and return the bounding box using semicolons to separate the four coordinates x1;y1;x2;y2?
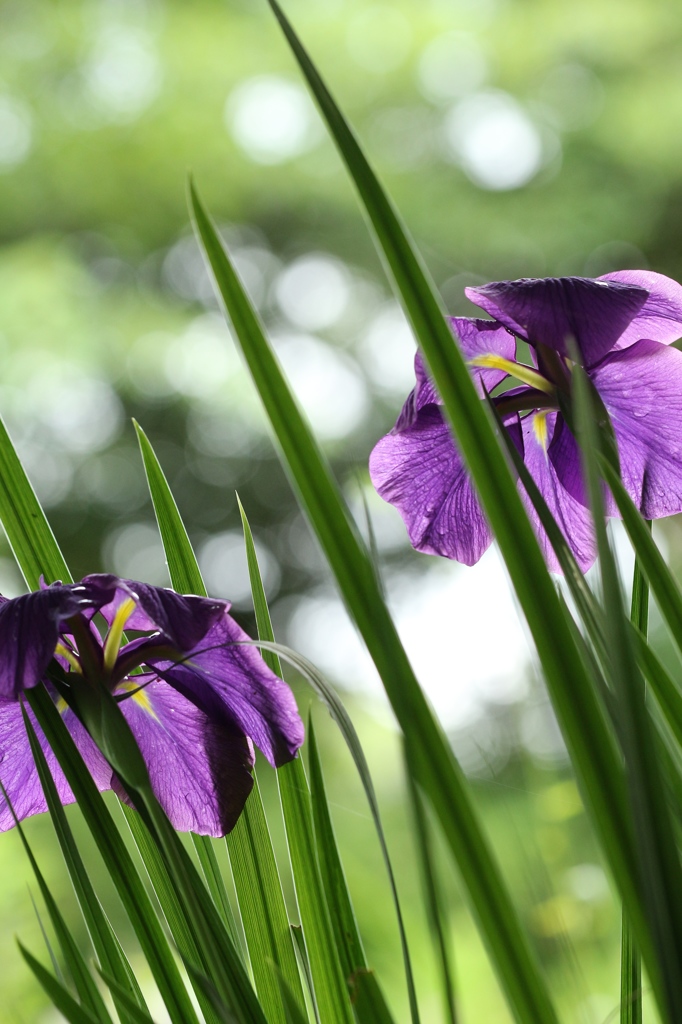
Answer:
395;320;516;431
0;586;99;699
600;270;682;350
146;613;304;768
117;679;254;836
370;404;493;565
0;697;112;831
518;413;596;573
85;575;227;650
590;339;682;517
466;277;648;366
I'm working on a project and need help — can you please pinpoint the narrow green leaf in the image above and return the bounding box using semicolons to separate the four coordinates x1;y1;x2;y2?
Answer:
30;888;65;986
120;804;224;1024
635;636;682;751
192;834;243;954
573;356;682;1022
136;422;306;1023
1;775;113;1024
251;638;415;1024
83;691;269;1024
26;685;201;1024
601;459;682;660
405;770;457;1024
0;415;71;588
19;943;99;1024
252;6;667;1009
307;719;366;979
182;961;240;1024
22;703;148;1023
192;183;561;1024
96;972;158;1024
270;964;311;1024
308;719;396;1024
349;971;398;1024
621;537;650;1024
239;505;357;1024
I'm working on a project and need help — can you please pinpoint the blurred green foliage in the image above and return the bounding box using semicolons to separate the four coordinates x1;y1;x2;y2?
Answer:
1;0;681;1019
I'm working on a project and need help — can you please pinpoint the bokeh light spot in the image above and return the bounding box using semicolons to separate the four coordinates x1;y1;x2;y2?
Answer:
0;96;33;169
274;254;351;331
443;90;548;191
226;76;322;165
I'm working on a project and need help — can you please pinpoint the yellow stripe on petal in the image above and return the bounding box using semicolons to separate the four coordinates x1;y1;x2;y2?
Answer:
103;597;137;673
468;354;555;395
54;643;82;674
533;410;552;453
118;680;159;720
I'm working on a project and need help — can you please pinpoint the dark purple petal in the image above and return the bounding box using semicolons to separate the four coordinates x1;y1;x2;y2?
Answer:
85;575;227;650
518;413;596;573
0;586;98;699
466;277;648;366
600;270;682;350
395;320;516;432
0;698;112;831
370;404;493;565
591;339;682;517
117;679;254;837
146;613;304;768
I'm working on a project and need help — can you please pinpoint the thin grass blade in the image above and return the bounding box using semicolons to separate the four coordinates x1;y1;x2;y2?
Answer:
22;705;148;1022
573;355;682;1022
405;769;457;1024
19;943;100;1024
239;504;359;1024
26;684;201;1024
621;537;650;1024
136;421;306;1023
191;184;564;1024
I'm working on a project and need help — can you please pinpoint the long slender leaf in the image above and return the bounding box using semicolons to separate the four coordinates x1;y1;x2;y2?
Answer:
307;719;396;1024
239;504;357;1024
26;684;201;1024
191;182;563;1024
248;636;421;1024
253;0;671;997
120;804;224;1024
2;775;113;1024
601;458;682;658
573;355;682;1022
136;421;306;1024
621;538;650;1024
405;769;457;1024
19;944;99;1024
307;719;367;980
96;972;159;1024
21;705;148;1024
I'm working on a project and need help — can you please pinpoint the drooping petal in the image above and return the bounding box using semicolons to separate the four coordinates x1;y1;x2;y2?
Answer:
518;413;596;573
85;575;227;650
466;277;648;366
549;339;682;518
395;320;516;431
146;614;304;768
0;587;99;699
0;698;112;831
591;339;682;517
370;404;493;565
600;270;682;350
116;678;254;837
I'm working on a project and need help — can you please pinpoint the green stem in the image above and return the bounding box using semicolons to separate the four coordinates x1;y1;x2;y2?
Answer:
621;521;650;1024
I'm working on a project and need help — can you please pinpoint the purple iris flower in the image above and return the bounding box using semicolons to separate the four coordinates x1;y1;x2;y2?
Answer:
0;574;304;836
370;271;682;572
